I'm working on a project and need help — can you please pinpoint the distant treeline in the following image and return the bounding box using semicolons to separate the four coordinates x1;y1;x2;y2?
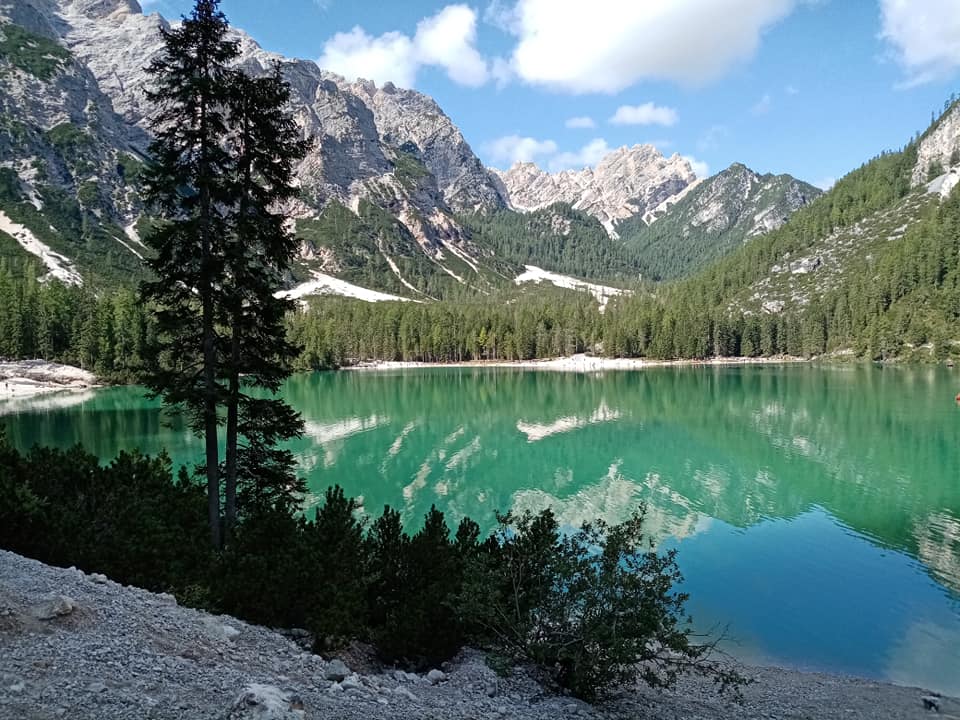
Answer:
0;269;149;380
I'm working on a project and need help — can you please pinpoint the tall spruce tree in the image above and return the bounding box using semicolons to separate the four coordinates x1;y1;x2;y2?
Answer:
221;67;308;530
140;0;239;548
141;0;308;547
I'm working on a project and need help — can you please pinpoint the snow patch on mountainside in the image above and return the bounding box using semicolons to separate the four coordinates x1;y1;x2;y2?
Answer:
0;212;83;285
277;271;413;303
926;168;960;198
514;265;629;311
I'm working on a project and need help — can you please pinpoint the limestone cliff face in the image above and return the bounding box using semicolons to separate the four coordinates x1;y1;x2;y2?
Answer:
490;145;698;235
913;102;960;186
0;0;151;283
49;0;502;213
0;0;508;293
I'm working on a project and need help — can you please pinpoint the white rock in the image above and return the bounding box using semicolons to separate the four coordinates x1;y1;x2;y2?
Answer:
427;669;447;685
393;686;419;702
912;104;960;186
491;145;697;236
339;674;363;692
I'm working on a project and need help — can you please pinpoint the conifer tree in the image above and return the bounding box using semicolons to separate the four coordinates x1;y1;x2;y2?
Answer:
140;0;239;548
221;67;308;530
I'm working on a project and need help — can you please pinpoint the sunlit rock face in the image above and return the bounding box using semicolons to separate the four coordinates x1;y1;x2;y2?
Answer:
913;103;960;186
5;0;508;293
490;145;698;235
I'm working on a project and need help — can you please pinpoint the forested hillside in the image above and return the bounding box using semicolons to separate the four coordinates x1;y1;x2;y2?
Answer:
458;203;646;281
282;104;960;366
3;140;959;370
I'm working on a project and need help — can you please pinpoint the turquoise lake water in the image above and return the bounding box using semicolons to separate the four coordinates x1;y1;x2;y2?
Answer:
3;364;959;694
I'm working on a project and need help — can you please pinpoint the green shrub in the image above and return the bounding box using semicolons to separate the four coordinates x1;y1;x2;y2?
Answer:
45;122;93;161
0;435;209;592
0;24;70;81
304;486;368;646
459;508;745;700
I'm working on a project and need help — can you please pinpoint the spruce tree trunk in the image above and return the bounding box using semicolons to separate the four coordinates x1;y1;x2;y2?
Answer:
202;289;220;549
224;308;240;536
199;83;220;550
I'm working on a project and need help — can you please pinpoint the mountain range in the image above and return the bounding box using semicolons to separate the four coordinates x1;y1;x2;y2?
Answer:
0;0;828;300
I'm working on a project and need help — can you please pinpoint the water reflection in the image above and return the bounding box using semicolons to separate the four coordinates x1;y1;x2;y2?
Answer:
516;399;622;442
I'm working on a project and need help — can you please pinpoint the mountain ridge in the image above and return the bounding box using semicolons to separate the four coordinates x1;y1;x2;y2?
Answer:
0;0;831;304
617;162;822;280
490;144;698;236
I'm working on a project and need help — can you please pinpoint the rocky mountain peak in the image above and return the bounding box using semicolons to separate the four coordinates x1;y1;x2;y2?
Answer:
59;0;143;20
48;0;502;213
492;144;697;235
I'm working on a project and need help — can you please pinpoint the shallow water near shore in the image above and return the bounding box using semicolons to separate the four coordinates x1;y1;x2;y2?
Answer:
3;364;959;695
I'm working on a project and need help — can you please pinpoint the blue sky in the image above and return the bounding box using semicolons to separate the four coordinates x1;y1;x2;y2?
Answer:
142;0;960;188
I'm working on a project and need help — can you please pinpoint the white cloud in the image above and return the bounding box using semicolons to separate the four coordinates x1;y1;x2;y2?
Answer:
320;28;418;87
318;4;489;88
507;0;798;93
697;124;728;152
682;155;710;178
486;135;559;165
484;0;522;33
414;5;489;86
565;116;596;129
751;93;772;115
880;0;960;86
785;84;799;95
549;138;611;171
609;102;678;126
814;176;836;191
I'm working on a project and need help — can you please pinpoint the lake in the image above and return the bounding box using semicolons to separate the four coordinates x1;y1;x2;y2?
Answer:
2;364;959;694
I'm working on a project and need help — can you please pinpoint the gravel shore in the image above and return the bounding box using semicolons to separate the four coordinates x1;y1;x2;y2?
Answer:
0;550;955;719
347;353;806;373
0;360;98;401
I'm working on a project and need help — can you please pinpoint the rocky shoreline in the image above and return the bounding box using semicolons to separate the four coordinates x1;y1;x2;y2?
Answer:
0;360;98;401
0;550;955;720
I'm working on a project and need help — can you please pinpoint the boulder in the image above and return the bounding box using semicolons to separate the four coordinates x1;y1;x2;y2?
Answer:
427;668;447;685
32;595;76;621
225;684;305;720
203;617;241;642
323;658;350;682
393;686;418;702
